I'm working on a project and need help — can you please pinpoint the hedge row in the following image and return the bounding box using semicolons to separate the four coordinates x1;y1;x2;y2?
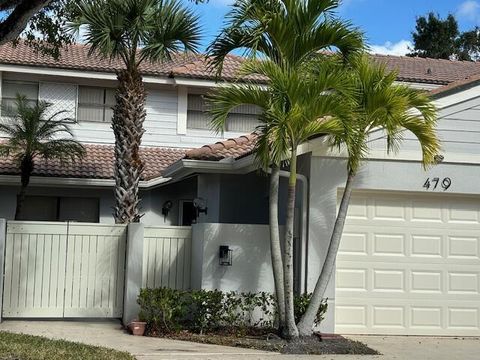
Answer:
138;288;327;334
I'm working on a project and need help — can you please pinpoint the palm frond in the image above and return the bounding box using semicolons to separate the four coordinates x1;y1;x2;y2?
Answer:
341;54;441;173
205;84;270;134
71;0;202;69
140;0;201;64
207;0;364;76
0;96;86;169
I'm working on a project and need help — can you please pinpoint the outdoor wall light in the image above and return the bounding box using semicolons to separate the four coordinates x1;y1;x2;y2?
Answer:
193;197;208;216
219;245;233;266
162;200;173;220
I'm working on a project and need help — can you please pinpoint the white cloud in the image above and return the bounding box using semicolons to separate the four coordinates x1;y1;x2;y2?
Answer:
457;1;480;22
369;40;413;56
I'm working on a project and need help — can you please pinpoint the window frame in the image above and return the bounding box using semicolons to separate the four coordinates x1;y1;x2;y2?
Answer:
77;85;115;123
17;195;100;223
186;93;261;132
1;80;40;117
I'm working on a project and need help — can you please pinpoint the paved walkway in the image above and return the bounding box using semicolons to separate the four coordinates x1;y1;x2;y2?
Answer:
1;320;480;359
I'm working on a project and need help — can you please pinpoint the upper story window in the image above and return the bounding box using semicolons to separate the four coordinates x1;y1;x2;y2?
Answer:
187;94;261;132
2;81;39;116
77;86;115;123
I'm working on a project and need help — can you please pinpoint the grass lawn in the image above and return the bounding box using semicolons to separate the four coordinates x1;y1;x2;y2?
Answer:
0;331;134;360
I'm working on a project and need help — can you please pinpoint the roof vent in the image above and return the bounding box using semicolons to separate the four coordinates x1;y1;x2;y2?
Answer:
426;68;432;75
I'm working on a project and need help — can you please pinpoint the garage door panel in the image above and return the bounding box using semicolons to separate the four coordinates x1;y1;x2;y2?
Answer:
339;225;480;264
336;191;480;336
336;298;480;335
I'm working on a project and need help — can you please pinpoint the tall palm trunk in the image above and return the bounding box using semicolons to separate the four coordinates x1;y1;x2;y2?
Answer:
297;170;355;337
112;68;146;224
269;165;286;330
14;155;33;220
284;150;299;339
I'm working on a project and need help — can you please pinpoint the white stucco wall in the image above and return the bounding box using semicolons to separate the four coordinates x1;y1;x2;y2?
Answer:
191;223;274;293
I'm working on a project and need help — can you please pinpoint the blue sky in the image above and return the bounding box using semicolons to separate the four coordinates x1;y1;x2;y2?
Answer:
181;0;480;56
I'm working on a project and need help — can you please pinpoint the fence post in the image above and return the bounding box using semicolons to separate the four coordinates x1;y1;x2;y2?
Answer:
123;223;144;326
0;219;6;323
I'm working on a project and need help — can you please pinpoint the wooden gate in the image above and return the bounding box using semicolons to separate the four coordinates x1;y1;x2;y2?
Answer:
2;221;126;318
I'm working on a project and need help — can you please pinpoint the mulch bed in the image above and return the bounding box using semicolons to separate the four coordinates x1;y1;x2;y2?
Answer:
148;328;379;355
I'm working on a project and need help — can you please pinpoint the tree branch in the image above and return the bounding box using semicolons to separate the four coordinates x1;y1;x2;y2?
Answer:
0;0;52;45
0;0;22;12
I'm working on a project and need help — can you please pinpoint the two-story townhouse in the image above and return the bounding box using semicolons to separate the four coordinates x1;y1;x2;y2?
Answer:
2;42;480;337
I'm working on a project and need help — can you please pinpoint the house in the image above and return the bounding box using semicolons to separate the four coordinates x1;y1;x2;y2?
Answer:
0;42;480;336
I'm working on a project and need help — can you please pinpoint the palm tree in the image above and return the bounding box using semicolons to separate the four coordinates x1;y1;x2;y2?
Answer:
72;0;201;223
207;59;353;339
0;95;85;220
208;0;363;337
296;55;441;336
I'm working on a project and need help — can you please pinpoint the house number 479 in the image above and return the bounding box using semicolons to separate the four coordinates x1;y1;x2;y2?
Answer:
423;177;452;191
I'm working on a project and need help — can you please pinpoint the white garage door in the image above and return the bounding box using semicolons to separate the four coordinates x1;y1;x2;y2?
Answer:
335;191;480;336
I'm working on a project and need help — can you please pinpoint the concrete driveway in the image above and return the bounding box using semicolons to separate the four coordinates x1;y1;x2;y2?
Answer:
0;320;479;359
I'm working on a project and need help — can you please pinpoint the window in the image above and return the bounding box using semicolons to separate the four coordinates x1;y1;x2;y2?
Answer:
77;86;115;122
2;81;39;116
17;196;100;223
187;94;261;132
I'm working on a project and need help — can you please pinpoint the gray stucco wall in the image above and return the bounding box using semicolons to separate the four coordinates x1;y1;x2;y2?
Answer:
308;155;480;332
0;176;197;226
0;185;115;222
142;177;198;226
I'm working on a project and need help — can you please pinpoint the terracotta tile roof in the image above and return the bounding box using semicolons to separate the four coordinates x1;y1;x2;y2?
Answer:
0;144;186;181
171;54;266;82
429;73;480;97
185;134;257;161
371;54;480;85
0;42;263;82
0;42;203;77
2;42;480;85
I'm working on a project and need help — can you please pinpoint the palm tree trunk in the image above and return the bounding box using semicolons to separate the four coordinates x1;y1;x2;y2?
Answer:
297;170;355;337
284;150;299;339
14;156;33;220
269;165;286;331
112;68;146;224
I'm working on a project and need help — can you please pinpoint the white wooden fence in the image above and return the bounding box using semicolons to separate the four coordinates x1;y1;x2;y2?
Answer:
3;221;126;318
142;226;192;290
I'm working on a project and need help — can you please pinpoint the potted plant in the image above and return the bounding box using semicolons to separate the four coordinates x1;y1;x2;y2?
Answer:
129;313;147;336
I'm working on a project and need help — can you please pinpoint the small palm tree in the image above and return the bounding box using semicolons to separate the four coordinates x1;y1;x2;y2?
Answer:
296;55;441;336
208;0;363;338
0;95;85;220
207;58;352;339
72;0;201;223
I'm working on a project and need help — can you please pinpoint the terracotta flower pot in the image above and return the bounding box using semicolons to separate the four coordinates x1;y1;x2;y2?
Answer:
129;321;146;336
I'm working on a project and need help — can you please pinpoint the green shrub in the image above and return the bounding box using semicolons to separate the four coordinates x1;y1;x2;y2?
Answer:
189;289;224;333
138;288;327;334
294;293;328;326
138;288;189;331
